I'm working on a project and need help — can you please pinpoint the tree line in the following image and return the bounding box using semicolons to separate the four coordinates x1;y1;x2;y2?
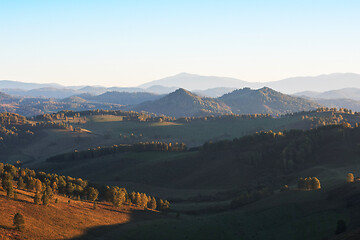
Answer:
0;113;72;148
297;177;321;190
32;109;175;123
200;123;360;173
0;162;170;211
46;142;187;162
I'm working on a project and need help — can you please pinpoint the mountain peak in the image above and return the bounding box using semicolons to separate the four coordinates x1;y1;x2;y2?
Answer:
172;88;193;95
220;87;321;115
138;73;250;90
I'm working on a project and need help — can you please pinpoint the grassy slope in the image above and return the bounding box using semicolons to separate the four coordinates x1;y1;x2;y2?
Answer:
80;115;302;147
72;188;350;240
0;188;162;240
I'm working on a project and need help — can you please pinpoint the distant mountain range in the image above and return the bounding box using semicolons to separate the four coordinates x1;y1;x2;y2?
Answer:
294;88;360;100
131;87;321;117
3;72;360;116
80;91;163;105
268;73;360;94
138;72;360;94
0;87;323;117
2;73;360;98
138;73;253;90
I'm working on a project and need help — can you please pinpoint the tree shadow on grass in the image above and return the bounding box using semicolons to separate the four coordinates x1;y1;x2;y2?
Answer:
67;209;167;240
0;225;14;230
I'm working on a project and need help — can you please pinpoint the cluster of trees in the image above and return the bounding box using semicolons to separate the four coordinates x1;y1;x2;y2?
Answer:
315;107;355;114
0;112;76;149
0;162;170;211
176;113;272;123
47;141;187;162
0;112;28;125
200;124;360;173
230;187;273;209
297;177;321;190
33;110;174;123
103;186;169;210
301;114;355;129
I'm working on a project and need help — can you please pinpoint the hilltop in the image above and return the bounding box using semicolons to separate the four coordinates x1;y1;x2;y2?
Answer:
220;87;321;115
133;88;232;117
138;73;253;90
130;87;322;117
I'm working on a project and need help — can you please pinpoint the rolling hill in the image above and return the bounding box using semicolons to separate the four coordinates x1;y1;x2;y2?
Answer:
294;88;360;101
132;88;232;117
194;87;236;98
0;189;151;240
82;91;163;105
0;92;16;103
0;80;63;90
267;73;360;94
219;87;321;115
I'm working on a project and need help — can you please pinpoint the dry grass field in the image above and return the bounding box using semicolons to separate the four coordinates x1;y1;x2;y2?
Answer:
0;188;161;240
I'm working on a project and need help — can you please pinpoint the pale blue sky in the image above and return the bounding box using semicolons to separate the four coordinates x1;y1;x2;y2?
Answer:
1;0;359;86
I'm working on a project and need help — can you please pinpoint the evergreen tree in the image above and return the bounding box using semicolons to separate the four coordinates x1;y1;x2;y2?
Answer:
148;197;157;210
42;192;50;206
87;187;99;201
140;193;148;208
34;191;42;205
35;179;42;193
130;192;136;204
52;181;58;193
26;177;35;191
135;192;141;206
13;213;25;231
18;177;25;189
2;173;14;198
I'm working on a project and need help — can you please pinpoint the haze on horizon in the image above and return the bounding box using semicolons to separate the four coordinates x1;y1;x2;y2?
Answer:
1;0;359;87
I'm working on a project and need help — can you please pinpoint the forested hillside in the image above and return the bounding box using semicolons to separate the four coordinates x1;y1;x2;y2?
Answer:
220;87;321;115
133;88;232;117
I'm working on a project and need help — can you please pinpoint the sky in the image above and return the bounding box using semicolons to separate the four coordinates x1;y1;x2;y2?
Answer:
1;0;359;87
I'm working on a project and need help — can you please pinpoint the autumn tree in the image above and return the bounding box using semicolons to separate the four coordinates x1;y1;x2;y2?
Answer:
18;177;25;189
148;197;157;210
26;177;35;191
109;186;126;207
140;193;148;208
347;173;354;183
2;172;14;198
311;177;321;190
87;187;99;201
42;192;50;206
280;185;289;192
34;191;42;205
35;179;42;193
134;192;141;206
